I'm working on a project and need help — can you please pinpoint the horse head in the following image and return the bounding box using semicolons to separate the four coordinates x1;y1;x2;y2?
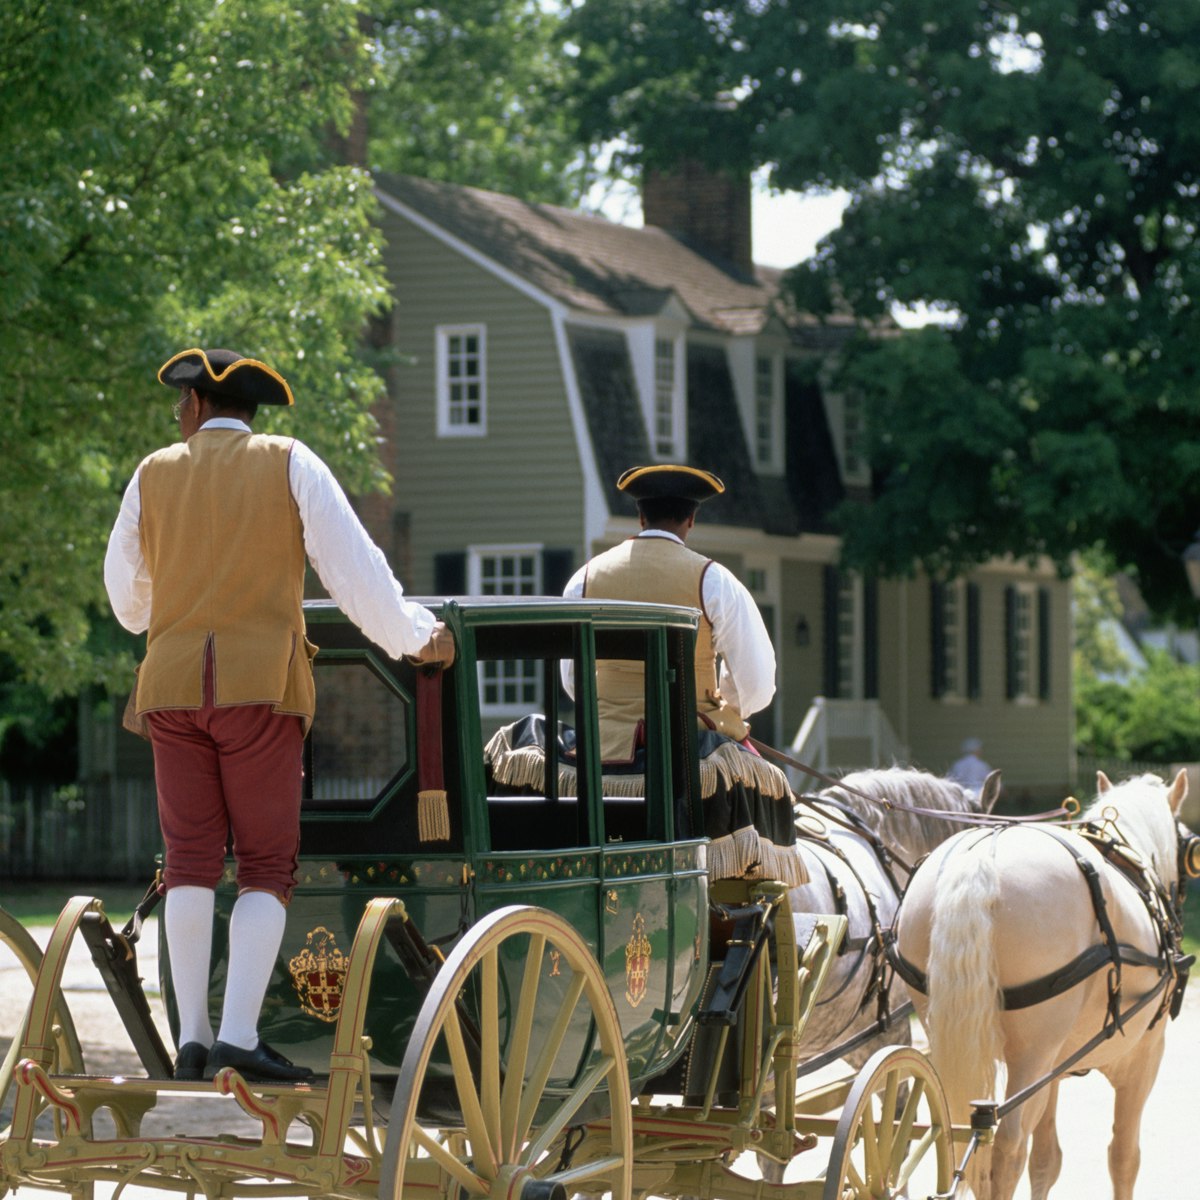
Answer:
1092;768;1190;891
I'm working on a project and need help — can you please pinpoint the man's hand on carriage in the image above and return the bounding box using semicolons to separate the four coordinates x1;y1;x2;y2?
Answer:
409;621;455;668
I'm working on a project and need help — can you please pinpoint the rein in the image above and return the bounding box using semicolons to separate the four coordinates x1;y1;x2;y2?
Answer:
749;736;1073;824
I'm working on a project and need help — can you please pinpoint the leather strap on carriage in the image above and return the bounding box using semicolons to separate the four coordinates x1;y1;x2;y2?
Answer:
119;873;165;948
750;736;1072;824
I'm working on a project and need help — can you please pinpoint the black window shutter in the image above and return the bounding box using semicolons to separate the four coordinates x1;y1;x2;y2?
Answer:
434;551;467;595
930;581;946;699
541;548;575;596
863;577;879;700
822;565;841;697
1004;585;1018;700
966;583;981;700
1037;586;1051;700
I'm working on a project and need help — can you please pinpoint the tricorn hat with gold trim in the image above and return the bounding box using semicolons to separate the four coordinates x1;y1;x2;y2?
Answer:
617;464;725;504
158;348;294;407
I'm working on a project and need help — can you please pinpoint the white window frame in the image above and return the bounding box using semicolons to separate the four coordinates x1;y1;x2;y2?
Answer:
468;544;543;715
1009;582;1036;704
436;323;487;437
836;572;865;701
752;352;784;472
652;332;686;459
938;579;969;703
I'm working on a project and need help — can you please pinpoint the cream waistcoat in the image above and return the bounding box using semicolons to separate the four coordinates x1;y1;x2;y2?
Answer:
583;536;749;760
134;429;315;730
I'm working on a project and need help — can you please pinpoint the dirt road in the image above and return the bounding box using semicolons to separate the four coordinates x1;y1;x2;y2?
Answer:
2;915;1196;1197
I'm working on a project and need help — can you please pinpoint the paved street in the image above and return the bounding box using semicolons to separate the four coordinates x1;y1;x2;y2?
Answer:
2;912;1197;1197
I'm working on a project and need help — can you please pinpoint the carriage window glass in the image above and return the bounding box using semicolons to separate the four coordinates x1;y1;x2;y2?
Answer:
471;547;543;717
478;623;586;851
594;627;661;845
303;654;411;814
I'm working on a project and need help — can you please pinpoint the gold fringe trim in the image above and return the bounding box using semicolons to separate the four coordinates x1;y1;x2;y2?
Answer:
483;725;806;886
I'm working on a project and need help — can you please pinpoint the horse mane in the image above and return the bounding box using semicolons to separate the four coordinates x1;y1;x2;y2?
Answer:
819;765;980;861
1081;772;1179;886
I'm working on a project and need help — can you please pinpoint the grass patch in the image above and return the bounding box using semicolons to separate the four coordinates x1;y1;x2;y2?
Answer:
0;882;153;928
1184;889;1200;960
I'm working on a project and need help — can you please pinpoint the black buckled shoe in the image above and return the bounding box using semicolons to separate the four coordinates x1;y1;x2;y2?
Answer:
204;1039;314;1083
174;1041;209;1081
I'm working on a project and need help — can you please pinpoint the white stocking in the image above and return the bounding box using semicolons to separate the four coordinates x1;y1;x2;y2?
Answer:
216;890;286;1050
164;886;215;1048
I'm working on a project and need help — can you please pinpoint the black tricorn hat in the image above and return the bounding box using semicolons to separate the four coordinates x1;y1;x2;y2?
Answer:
617;464;725;503
158;348;294;407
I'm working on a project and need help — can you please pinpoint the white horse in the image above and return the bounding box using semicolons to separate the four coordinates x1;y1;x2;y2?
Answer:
894;770;1192;1200
787;765;999;1069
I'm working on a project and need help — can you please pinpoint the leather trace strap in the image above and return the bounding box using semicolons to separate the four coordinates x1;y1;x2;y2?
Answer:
749;735;1072;824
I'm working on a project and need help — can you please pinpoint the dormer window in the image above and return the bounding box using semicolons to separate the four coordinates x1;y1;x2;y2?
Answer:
653;336;683;458
753;354;783;471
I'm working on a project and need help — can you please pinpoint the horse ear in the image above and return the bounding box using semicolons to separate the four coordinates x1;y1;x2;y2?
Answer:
1096;770;1113;794
979;770;1002;814
1168;768;1189;816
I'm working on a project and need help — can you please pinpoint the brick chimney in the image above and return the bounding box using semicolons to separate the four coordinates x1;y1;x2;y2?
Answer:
643;160;753;279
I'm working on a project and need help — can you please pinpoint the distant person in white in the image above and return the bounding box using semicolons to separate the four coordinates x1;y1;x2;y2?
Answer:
948;737;992;799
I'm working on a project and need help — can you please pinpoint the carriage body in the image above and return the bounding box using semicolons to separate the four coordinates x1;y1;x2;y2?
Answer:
170;597;711;1093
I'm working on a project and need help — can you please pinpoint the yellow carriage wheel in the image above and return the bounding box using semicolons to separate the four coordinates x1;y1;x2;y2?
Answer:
0;904;87;1132
822;1046;954;1200
379;905;632;1200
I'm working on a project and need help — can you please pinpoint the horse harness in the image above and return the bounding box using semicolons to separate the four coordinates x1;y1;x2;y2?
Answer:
885;817;1195;1033
793;797;908;1024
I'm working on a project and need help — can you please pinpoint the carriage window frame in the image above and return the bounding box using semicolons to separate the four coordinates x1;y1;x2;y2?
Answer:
301;648;415;823
470;545;544;717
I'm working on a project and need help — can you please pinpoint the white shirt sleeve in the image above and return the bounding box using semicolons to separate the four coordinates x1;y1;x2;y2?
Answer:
559;562;588;697
104;465;153;633
702;560;776;717
289;440;437;659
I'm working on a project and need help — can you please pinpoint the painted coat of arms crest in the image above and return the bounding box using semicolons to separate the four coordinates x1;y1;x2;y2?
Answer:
288;925;348;1022
624;912;651;1007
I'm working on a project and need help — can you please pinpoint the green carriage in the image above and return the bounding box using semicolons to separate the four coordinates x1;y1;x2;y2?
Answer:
0;597;960;1199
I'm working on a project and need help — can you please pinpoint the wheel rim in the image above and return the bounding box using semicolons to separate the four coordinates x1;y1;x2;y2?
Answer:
380;906;632;1200
822;1045;954;1200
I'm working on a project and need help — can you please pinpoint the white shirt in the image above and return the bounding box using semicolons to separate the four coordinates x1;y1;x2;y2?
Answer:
947;753;992;797
561;530;777;717
104;419;436;660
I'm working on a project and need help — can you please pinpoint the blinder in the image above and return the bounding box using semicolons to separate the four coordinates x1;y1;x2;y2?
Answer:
1178;820;1200;880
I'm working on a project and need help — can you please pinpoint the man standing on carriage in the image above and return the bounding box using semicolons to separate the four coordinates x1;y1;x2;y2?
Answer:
104;348;455;1083
562;464;803;884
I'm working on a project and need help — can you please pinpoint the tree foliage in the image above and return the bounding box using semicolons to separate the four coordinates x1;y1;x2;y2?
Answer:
564;0;1200;618
366;1;589;203
1;0;588;701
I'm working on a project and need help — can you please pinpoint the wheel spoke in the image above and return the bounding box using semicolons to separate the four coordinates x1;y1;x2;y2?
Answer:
877;1069;899;1171
480;947;502;1156
514;967;586;1148
888;1078;925;1180
522;1053;616;1164
860;1099;882;1188
894;1126;939;1190
411;1122;488;1195
443;1001;498;1178
499;931;545;1159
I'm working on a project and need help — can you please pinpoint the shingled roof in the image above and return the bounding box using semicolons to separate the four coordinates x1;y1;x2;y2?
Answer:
376;172;796;336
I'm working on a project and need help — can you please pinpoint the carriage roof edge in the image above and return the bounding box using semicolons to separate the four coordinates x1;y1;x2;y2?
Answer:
301;594;703;630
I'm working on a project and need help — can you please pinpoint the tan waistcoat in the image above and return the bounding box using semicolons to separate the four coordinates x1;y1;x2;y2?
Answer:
583;536;749;761
133;429;315;731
